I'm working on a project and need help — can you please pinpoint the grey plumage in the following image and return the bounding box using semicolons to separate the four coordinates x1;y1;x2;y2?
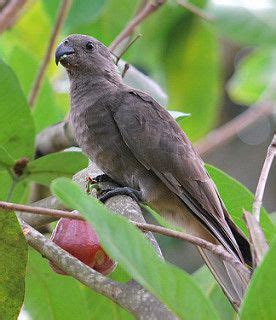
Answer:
55;34;252;309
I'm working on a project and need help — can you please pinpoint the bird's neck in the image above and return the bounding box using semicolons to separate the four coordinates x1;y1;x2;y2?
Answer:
69;71;123;110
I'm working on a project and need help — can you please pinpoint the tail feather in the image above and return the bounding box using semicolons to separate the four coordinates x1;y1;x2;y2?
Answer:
198;247;250;310
226;215;253;267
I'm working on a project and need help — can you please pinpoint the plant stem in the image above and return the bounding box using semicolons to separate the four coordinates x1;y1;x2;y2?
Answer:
0;0;27;33
28;0;71;107
252;134;276;222
109;0;165;51
195;102;274;156
6;178;17;202
177;0;212;21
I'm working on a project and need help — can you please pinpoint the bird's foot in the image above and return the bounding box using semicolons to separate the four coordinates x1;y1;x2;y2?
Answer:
98;187;142;203
85;174;120;194
93;174;118;184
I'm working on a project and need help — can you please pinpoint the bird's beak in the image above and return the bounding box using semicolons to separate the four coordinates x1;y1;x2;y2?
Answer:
55;43;75;65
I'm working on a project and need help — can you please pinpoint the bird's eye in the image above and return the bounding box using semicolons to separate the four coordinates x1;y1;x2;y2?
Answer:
86;42;95;51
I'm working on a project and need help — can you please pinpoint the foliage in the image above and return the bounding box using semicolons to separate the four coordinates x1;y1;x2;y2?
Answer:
0;0;275;319
0;211;27;320
228;48;276;105
240;237;276;319
207;165;275;241
52;178;219;320
206;0;276;47
0;59;35;160
164;19;220;141
193;266;235;320
26;151;88;186
25;249;132;320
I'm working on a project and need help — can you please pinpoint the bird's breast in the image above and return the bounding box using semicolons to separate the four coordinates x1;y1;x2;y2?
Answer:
69;102;144;188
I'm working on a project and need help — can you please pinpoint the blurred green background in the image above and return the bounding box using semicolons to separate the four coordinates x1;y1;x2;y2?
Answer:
0;0;275;319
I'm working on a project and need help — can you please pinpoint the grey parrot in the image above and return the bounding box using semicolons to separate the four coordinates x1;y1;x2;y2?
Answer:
55;34;252;309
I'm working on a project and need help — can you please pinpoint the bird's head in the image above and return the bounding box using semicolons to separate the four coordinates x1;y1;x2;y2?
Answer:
55;34;115;75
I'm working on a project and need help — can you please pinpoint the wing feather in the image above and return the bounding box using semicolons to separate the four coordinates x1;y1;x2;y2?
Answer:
112;89;245;261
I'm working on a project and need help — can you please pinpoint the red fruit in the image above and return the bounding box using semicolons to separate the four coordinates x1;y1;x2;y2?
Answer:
49;218;116;276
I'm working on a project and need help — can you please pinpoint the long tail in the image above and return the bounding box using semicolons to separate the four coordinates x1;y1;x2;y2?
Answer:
152;195;252;310
198;247;250;310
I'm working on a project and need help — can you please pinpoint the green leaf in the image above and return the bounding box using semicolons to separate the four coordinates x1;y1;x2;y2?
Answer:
269;212;276;225
0;211;28;319
207;0;276;46
26;152;88;186
7;46;65;132
0;59;35;160
144;205;181;231
43;0;108;33
193;266;235;320
25;248;132;320
72;0;138;47
228;49;276;105
1;2;51;60
169;111;191;122
240;237;276;319
0;171;29;202
164;19;220;141
0;146;15;171
132;1;206;76
52;178;219;320
206;165;275;241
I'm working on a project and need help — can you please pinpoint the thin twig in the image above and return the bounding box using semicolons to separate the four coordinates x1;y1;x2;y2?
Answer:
109;0;165;51
177;0;212;21
121;63;130;78
0;0;27;33
252;134;276;222
0;200;84;220
135;0;149;15
134;221;250;275
243;211;268;267
28;0;71;107
195;102;274;156
2;199;248;272
115;34;142;65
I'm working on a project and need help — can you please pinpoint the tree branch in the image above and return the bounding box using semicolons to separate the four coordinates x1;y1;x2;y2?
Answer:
13;200;245;272
0;0;27;33
28;0;71;107
242;135;275;267
2;183;248;274
109;0;165;51
20;219;175;319
252;134;276;222
195;101;274;156
18;162;174;318
35;120;77;157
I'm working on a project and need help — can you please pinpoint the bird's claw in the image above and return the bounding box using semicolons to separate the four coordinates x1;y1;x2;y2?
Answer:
93;174;118;184
98;187;142;203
